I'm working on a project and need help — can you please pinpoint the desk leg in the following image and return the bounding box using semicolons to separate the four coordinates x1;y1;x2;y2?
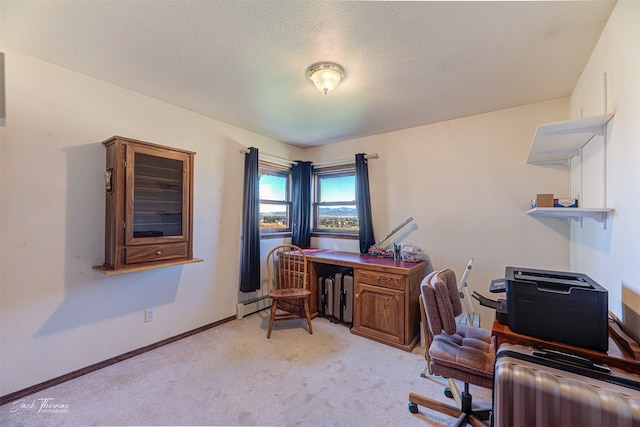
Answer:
307;261;319;317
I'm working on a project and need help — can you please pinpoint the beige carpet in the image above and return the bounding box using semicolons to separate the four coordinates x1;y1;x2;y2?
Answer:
0;311;492;426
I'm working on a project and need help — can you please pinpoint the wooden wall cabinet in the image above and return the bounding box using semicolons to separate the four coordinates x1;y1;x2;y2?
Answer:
93;136;201;274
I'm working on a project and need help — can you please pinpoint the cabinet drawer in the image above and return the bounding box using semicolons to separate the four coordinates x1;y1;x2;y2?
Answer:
126;242;187;264
357;270;403;290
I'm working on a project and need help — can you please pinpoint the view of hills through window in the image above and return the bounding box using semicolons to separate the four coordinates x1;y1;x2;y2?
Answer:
317;174;357;231
259;173;289;229
259;173;358;231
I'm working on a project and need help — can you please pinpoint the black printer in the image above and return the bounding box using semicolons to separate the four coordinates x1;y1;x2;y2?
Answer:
504;267;608;352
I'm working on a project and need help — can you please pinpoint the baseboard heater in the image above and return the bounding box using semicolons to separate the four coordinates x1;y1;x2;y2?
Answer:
236;296;271;319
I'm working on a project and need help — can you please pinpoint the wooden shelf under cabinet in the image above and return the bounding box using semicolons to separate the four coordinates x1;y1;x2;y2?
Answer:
93;258;203;275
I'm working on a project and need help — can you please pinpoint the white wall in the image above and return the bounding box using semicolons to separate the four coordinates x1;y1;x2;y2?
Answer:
0;49;302;396
306;99;572;326
568;0;640;338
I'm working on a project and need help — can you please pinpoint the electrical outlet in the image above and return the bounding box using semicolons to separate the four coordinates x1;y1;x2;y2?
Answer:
145;308;154;322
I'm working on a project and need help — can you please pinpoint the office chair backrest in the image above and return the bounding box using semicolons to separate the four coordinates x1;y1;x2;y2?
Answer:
421;269;463;336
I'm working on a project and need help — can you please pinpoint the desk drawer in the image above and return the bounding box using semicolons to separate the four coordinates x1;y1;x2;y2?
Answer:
357;270;403;290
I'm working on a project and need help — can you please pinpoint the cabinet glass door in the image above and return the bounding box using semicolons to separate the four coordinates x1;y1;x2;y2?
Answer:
125;146;189;244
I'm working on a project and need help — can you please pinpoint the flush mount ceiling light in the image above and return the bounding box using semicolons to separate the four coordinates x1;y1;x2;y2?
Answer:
306;62;345;95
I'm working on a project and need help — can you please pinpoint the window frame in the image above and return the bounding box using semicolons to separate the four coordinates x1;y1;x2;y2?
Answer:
311;164;359;239
259;161;292;237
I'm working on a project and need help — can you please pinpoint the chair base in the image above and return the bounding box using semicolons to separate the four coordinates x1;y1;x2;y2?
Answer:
267;297;313;338
408;388;491;427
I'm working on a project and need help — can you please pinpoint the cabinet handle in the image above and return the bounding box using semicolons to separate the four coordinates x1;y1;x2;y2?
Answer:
355;293;360;299
156;251;162;256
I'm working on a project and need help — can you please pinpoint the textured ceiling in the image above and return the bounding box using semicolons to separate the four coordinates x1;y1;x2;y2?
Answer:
0;0;617;147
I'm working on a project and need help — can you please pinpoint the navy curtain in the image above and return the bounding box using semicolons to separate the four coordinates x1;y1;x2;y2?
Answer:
355;154;375;253
240;148;261;293
291;161;313;248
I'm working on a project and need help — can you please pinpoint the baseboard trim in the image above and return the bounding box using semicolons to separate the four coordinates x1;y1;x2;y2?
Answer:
0;315;236;406
236;296;271;319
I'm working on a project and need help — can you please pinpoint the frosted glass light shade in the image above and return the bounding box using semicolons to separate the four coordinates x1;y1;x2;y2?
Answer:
307;63;344;95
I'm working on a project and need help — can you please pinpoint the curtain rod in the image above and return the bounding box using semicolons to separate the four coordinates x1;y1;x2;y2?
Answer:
239;148;296;166
239;147;379;168
313;153;379;168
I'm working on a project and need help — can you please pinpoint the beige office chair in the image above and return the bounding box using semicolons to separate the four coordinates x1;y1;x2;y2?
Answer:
266;244;313;338
420;258;478;378
409;269;495;427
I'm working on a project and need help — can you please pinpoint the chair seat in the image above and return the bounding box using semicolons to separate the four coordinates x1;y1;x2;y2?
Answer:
429;323;495;387
270;288;311;299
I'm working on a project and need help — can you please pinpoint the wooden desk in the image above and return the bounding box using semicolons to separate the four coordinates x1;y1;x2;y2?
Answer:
492;320;640;375
303;249;429;352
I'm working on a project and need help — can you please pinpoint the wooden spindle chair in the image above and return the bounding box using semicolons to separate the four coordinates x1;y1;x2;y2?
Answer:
266;244;313;338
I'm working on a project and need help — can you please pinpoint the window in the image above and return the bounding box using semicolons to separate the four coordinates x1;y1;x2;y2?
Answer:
313;166;358;236
259;164;291;234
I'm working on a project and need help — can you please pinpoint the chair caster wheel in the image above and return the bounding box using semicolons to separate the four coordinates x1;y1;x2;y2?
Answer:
408;402;419;414
444;387;454;399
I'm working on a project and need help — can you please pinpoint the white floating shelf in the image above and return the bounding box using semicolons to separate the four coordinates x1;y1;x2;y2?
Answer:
526;207;614;223
527;114;614;165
